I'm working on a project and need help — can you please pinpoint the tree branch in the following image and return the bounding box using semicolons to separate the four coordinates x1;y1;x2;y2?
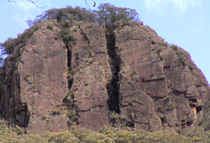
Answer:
7;0;96;8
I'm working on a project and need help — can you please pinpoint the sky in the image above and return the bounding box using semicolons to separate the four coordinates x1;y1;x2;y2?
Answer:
0;0;209;84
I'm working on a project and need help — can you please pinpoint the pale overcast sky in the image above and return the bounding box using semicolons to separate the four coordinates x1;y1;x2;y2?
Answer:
0;0;209;84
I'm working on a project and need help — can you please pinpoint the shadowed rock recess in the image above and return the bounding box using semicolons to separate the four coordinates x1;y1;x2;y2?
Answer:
0;6;210;134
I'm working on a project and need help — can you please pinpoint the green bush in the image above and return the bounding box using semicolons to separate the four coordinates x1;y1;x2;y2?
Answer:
63;91;74;108
97;3;139;29
170;44;187;67
2;119;210;142
0;57;3;66
62;91;79;127
47;24;53;30
42;114;48;120
1;3;140;56
52;109;61;115
60;27;76;42
0;24;39;55
48;130;79;143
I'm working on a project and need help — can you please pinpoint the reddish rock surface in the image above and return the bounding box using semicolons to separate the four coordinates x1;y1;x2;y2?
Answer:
115;24;209;132
0;21;69;134
0;21;209;134
69;23;111;130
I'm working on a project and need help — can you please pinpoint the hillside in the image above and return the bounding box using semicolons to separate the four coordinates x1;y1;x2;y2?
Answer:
0;3;210;141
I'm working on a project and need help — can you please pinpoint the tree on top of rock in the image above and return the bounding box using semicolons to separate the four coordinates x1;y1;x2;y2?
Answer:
0;3;140;56
97;3;139;29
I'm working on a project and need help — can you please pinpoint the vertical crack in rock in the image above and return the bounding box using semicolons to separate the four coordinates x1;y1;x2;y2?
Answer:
16;71;30;129
0;53;30;130
106;30;121;114
13;62;30;129
67;45;73;89
62;39;79;127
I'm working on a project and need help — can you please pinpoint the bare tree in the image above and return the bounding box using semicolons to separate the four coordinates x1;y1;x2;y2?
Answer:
8;0;36;4
7;0;96;7
7;0;40;7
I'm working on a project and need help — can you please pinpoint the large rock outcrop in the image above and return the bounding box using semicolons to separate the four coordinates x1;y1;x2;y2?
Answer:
68;23;112;130
0;20;209;134
114;24;209;133
0;21;69;134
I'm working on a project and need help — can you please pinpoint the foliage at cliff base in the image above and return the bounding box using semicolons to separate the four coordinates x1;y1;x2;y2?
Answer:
1;120;210;143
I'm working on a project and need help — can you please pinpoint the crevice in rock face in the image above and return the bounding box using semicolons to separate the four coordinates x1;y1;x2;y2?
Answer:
189;98;197;108
186;121;193;126
15;103;30;128
67;45;73;89
0;48;30;130
181;120;186;129
125;121;135;128
189;98;203;114
172;90;186;96
62;39;79;127
106;29;121;114
196;106;202;113
142;77;165;83
14;64;30;129
79;105;104;112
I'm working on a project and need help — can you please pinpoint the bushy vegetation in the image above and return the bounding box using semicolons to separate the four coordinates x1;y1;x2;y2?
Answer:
28;6;96;26
47;24;54;31
1;3;139;56
62;91;79;127
170;44;187;67
0;25;39;55
0;57;3;66
28;3;139;28
1;119;210;143
97;3;139;29
60;27;75;43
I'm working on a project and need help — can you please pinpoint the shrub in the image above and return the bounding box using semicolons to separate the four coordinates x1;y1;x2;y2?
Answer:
0;57;3;66
67;110;79;127
63;91;74;108
47;24;53;30
52;109;61;115
97;3;139;29
63;91;79;127
0;25;39;55
60;27;76;42
1;3;140;56
170;44;187;67
2;119;210;142
42;114;48;120
48;130;79;143
28;3;139;30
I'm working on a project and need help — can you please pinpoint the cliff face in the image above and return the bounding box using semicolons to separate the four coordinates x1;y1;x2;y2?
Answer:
115;24;209;132
0;20;209;134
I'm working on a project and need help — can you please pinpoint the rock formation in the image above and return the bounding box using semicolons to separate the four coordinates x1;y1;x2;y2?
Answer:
0;16;209;134
114;24;209;133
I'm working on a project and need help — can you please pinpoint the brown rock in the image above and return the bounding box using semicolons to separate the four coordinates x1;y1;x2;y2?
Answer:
0;20;209;134
69;23;111;130
0;21;69;134
115;24;210;132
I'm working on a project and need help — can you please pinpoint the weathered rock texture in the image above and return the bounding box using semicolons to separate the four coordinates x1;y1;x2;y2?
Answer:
68;23;112;130
114;24;209;133
0;20;209;134
0;21;69;134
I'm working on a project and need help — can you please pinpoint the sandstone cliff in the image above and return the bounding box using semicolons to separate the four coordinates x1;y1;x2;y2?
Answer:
0;5;209;134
